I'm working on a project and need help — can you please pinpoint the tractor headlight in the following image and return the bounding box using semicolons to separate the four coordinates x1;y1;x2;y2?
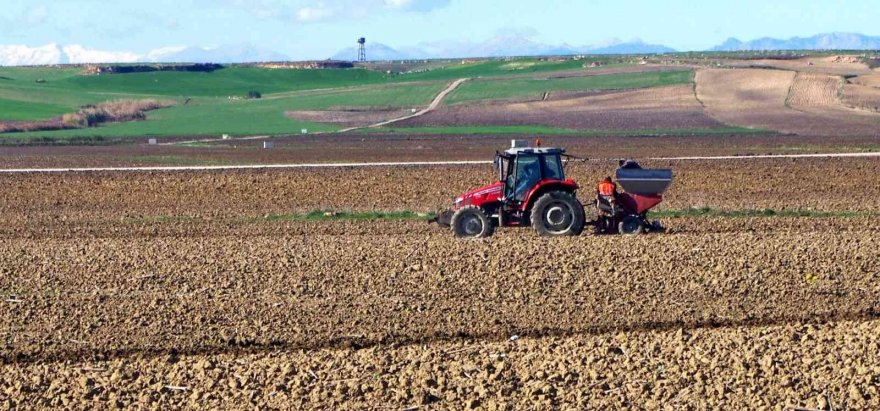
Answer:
454;197;464;207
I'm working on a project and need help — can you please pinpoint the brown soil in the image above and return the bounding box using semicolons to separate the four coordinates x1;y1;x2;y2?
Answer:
2;159;879;223
788;73;842;108
1;157;879;409
788;72;880;126
396;85;726;130
849;73;880;88
3;318;878;409
3;133;879;169
4;216;877;363
285;108;413;127
696;68;880;136
843;83;880;112
727;55;872;76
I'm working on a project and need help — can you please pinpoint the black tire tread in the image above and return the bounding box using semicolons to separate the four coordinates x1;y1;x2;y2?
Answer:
451;206;495;238
530;191;585;236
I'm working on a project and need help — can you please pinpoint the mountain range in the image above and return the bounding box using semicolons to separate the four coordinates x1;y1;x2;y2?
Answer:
0;44;288;66
711;32;880;51
331;37;675;61
1;32;878;66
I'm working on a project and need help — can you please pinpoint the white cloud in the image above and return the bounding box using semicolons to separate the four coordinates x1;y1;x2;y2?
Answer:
0;43;290;66
0;44;142;66
383;0;449;12
62;45;140;64
296;4;337;21
383;0;411;8
142;46;189;62
0;43;63;66
216;0;451;22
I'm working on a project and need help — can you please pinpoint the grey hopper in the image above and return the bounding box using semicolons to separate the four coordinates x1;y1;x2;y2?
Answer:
615;168;673;195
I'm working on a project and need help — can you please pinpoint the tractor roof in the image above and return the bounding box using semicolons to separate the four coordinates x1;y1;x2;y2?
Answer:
502;147;566;156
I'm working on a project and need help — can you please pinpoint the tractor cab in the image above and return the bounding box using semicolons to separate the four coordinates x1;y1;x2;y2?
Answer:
496;146;566;204
494;144;576;226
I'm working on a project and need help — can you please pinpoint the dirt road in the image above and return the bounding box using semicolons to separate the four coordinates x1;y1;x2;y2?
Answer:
337;77;469;132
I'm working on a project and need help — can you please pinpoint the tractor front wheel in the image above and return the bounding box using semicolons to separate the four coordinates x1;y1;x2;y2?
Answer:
530;191;585;236
451;206;495;238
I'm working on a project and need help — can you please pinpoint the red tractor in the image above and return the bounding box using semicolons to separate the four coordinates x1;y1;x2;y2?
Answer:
433;141;672;238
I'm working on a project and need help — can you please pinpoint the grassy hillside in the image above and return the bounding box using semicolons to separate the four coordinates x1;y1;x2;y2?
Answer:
394;58;605;81
60;67;393;97
0;98;70;120
446;70;693;104
13;82;448;138
0;58;681;140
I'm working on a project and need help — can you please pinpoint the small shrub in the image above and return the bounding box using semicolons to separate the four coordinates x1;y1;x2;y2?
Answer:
0;99;174;134
247;91;262;99
74;99;173;126
62;113;87;127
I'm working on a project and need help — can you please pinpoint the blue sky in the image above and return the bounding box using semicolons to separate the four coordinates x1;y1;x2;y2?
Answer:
1;0;878;61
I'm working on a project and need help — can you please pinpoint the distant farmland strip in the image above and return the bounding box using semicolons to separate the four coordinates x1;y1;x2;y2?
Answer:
446;70;693;104
371;125;766;136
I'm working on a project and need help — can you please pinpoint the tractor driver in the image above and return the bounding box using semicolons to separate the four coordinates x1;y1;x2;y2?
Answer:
514;163;539;201
596;176;618;215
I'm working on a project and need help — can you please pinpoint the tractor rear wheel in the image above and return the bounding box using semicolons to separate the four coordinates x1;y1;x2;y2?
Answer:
451;206;495;238
618;215;645;235
530;191;585;236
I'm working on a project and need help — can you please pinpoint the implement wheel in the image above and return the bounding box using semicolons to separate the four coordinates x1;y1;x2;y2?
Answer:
618;215;645;235
530;191;585;236
451;206;495;238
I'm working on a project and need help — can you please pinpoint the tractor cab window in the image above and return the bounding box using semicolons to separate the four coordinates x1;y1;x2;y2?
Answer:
497;155;511;183
542;154;564;180
512;154;541;202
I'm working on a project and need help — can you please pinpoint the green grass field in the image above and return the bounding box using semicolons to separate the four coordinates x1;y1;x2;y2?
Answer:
0;59;701;140
393;58;604;82
13;82;448;138
0;98;70;120
445;70;693;104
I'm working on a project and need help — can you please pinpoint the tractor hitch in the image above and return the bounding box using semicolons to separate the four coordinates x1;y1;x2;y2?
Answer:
429;210;454;227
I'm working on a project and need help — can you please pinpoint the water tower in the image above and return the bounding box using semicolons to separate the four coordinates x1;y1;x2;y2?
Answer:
357;37;366;62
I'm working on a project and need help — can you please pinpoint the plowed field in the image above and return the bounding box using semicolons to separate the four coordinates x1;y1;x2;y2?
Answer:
4;133;880;169
727;55;872;76
3;159;879;223
844;83;880;112
696;68;880;136
849;73;880;88
396;85;726;130
2;157;879;409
